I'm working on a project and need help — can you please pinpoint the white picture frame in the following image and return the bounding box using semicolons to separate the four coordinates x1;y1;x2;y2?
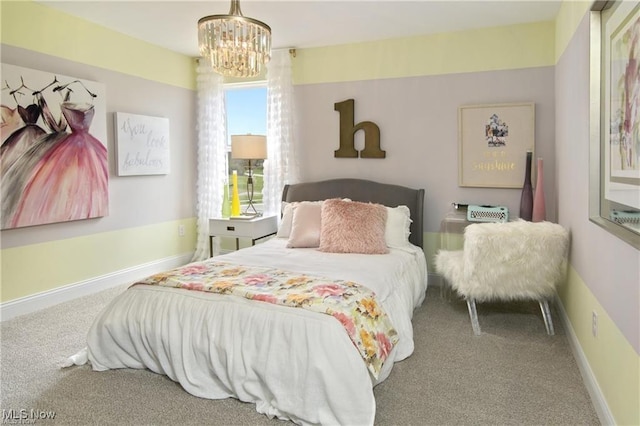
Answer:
458;102;535;188
115;112;170;176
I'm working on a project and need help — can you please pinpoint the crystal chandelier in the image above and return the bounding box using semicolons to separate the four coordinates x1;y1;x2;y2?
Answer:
198;0;271;78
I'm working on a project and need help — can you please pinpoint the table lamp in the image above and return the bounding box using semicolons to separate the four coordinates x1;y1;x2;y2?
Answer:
231;134;267;215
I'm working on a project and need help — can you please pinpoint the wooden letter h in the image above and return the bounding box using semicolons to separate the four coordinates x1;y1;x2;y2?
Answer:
334;99;386;158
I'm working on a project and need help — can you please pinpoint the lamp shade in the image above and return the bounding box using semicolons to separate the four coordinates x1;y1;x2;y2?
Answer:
231;134;267;159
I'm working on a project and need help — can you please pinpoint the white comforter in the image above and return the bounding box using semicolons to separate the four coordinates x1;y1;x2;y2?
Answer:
84;239;428;425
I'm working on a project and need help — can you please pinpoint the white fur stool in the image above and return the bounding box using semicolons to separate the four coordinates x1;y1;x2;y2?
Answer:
434;220;570;336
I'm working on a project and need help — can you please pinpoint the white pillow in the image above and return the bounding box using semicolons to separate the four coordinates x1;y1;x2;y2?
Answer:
277;199;352;238
286;202;323;248
385;205;412;248
277;202;294;238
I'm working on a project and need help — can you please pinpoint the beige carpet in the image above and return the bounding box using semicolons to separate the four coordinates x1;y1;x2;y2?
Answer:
1;284;599;425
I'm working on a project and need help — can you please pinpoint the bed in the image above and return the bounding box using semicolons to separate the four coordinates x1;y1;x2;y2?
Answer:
72;178;427;425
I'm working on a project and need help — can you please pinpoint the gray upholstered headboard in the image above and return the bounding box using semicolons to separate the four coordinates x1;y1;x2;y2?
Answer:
282;178;425;247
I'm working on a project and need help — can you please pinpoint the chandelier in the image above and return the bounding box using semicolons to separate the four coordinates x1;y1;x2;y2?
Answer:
198;0;272;78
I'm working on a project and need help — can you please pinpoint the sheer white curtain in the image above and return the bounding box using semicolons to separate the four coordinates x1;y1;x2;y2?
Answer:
263;50;300;219
192;62;227;261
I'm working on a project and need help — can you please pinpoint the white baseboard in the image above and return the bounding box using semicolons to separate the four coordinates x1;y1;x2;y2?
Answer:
0;252;194;321
554;296;615;425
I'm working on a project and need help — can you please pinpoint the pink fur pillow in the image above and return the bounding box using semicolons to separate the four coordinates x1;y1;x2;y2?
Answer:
319;199;389;254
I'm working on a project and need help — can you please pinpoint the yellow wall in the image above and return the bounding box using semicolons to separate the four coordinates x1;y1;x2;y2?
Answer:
1;220;196;302
1;1;195;90
293;21;555;85
554;0;592;63
558;267;640;426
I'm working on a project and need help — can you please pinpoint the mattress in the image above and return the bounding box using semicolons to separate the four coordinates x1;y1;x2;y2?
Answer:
84;238;428;425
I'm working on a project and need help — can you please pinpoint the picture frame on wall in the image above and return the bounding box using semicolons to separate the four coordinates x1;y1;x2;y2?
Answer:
458;102;535;188
115;112;170;176
0;63;108;230
602;2;640;211
589;1;640;249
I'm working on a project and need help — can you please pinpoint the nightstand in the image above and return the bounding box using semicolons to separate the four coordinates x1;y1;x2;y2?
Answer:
439;210;472;300
209;215;278;257
440;211;472;251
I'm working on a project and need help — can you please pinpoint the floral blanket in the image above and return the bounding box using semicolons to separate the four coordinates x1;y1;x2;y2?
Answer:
133;260;399;378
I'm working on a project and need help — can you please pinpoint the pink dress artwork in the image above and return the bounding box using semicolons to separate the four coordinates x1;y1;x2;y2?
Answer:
1;95;70;228
0;103;47;174
7;102;108;228
1;105;24;145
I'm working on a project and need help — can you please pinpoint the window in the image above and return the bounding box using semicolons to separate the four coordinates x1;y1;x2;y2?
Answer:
225;84;267;212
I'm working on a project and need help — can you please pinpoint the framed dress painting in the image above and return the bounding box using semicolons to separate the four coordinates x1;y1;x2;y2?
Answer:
590;0;640;248
0;64;108;230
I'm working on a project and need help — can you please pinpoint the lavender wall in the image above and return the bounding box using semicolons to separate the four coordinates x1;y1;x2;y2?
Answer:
295;67;555;233
556;13;639;353
1;46;197;249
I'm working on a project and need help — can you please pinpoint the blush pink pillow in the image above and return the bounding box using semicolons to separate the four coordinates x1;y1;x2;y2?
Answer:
287;202;323;248
319;199;389;254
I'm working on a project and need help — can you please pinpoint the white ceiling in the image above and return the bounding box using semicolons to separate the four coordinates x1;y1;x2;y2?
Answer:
36;0;562;57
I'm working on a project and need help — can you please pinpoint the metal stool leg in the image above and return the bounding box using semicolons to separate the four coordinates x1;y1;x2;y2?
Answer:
466;298;481;336
539;300;555;335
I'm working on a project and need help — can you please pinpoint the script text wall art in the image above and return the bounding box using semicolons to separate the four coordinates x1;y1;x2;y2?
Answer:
115;112;170;176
